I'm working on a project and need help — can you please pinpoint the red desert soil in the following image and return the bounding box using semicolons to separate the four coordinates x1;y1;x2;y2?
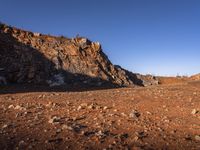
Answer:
158;77;188;85
0;81;200;150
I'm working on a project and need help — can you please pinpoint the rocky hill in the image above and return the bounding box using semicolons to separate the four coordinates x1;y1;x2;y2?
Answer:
190;73;200;81
0;23;158;87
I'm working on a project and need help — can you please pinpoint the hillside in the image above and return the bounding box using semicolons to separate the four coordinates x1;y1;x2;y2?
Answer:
190;74;200;81
0;23;158;88
1;23;200;150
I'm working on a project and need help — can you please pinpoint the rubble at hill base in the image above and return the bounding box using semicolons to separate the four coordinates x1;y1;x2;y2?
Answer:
0;23;158;87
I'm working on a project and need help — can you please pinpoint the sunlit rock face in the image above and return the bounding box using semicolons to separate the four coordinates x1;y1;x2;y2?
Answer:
0;23;158;87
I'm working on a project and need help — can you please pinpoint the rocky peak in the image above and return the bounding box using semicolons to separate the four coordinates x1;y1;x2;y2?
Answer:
0;23;158;87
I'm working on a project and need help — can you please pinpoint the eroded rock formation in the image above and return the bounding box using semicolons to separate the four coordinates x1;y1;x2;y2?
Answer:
0;23;158;87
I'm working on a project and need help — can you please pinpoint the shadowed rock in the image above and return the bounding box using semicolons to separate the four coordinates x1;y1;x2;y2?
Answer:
0;23;158;88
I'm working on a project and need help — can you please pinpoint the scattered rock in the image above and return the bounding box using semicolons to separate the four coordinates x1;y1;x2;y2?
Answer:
2;124;8;129
87;103;101;110
96;130;108;139
8;105;14;109
88;103;96;109
77;103;88;110
191;109;199;115
56;129;62;134
195;135;200;141
48;116;61;124
146;111;152;115
135;131;147;139
18;140;25;146
14;105;26;111
185;135;192;141
9;97;14;101
47;138;63;144
103;106;109;110
62;125;73;131
129;110;140;118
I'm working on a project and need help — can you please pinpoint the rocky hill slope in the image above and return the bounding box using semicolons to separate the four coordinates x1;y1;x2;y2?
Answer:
0;23;158;87
190;74;200;81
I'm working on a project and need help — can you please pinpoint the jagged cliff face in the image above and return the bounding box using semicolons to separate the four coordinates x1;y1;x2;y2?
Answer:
0;23;158;87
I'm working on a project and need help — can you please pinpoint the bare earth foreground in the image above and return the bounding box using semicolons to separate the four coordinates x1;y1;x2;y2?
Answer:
0;81;200;150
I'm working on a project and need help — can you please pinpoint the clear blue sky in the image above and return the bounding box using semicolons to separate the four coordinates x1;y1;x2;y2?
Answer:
0;0;200;76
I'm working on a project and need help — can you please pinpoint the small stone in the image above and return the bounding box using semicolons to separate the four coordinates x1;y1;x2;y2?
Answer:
62;125;73;131
195;135;200;141
2;124;8;129
38;95;43;99
77;103;88;110
185;135;192;140
28;145;33;149
77;105;84;111
135;131;147;139
18;140;25;146
48;138;63;143
164;119;170;123
134;136;139;141
120;112;125;116
193;92;197;95
129;110;140;118
191;109;199;115
103;106;108;110
8;97;14;100
170;130;177;134
146;111;152;115
8;105;14;109
96;130;105;137
88;104;95;109
14;105;25;110
48;116;60;124
56;129;62;133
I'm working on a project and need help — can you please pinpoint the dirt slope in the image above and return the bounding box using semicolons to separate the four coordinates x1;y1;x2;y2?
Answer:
0;81;200;149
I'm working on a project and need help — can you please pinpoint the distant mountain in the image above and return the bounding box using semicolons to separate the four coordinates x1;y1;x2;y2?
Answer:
0;23;158;87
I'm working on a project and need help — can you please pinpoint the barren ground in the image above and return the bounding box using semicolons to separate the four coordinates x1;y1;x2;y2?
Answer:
0;81;200;150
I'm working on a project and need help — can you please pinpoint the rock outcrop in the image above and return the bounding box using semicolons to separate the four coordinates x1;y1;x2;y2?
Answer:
190;74;200;81
0;23;158;87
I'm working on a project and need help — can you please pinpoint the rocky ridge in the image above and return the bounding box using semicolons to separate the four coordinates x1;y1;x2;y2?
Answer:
0;23;158;87
190;74;200;81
